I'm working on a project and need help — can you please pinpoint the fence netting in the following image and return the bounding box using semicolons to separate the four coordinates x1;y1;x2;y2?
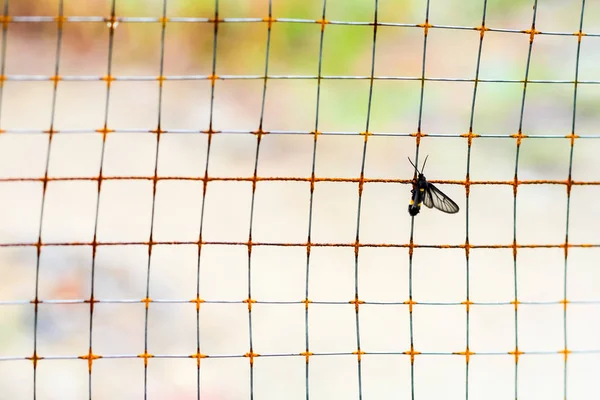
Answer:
1;0;600;399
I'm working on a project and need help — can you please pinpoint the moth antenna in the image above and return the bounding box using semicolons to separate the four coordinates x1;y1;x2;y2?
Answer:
407;157;419;173
421;155;429;174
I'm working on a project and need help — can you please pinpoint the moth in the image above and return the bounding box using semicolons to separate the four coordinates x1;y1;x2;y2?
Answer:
408;156;459;216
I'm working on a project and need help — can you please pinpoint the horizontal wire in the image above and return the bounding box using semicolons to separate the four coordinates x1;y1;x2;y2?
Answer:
0;240;596;249
4;75;600;84
0;299;597;306
6;16;600;38
0;129;598;139
0;175;597;186
0;349;598;363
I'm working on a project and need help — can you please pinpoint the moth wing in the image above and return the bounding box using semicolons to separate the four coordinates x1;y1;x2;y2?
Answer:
424;183;460;214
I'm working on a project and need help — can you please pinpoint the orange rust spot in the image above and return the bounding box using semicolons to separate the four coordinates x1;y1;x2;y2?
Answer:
510;299;520;311
141;297;152;309
209;17;224;24
463;239;470;259
302;298;312;310
158;16;169;27
252;128;268;139
512;239;518;260
408;238;414;257
300;351;313;364
509;347;524;364
105;16;119;29
558;348;571;361
243;298;256;311
462;300;473;313
511;131;527;146
244;351;259;366
523;27;540;43
247;239;253;255
309;172;316;193
49;75;61;89
43;127;58;136
96;125;114;141
0;15;11;29
349;296;364;313
360;131;372;143
202;127;221;135
560;298;569;311
565;176;573;198
306;240;312;256
84;296;99;313
358;173;365;197
410;130;426;146
27;352;43;368
207;74;219;86
312;130;321;139
417;21;433;36
55;15;67;29
574;30;586;42
461;130;480;147
79;348;101;372
150;127;165;135
354;239;360;258
101;74;115;88
156;75;166;86
138;351;154;367
565;132;579;146
454;347;474;364
30;297;42;312
404;297;417;313
263;16;276;29
202;173;209;197
353;349;366;362
316;18;329;32
41;175;49;194
190;297;205;311
190;352;207;367
404;345;421;364
475;25;489;40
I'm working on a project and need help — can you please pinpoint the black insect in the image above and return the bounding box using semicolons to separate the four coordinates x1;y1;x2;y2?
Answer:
408;156;459;216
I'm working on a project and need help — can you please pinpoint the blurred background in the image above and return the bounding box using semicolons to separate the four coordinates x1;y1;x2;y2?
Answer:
1;0;600;399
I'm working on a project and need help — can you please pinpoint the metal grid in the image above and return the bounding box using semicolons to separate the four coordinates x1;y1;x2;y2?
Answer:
0;0;598;399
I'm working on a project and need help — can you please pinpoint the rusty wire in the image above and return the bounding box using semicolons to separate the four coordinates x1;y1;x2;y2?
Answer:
0;0;599;399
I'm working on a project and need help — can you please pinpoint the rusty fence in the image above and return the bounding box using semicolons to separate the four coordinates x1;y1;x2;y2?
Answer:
0;0;599;399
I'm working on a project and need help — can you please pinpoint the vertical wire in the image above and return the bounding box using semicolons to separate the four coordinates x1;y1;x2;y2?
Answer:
563;1;587;398
464;1;489;398
246;1;274;398
86;0;117;397
304;1;328;399
141;1;169;399
512;1;539;398
352;1;379;398
206;1;220;134
0;0;9;128
31;1;65;398
407;1;431;399
195;0;222;398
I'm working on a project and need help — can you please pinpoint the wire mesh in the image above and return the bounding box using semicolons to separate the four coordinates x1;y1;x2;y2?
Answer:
1;0;600;399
